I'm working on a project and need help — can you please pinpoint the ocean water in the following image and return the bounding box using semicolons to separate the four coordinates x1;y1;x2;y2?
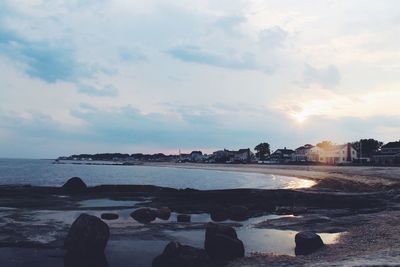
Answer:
0;159;314;189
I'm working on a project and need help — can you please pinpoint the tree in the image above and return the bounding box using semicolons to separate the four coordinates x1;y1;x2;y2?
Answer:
352;139;383;157
316;140;334;150
254;142;270;160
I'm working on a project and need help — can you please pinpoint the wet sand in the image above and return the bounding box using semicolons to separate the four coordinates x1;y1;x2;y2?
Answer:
144;162;400;191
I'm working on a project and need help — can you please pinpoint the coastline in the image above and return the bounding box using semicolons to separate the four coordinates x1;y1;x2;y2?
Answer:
142;162;400;191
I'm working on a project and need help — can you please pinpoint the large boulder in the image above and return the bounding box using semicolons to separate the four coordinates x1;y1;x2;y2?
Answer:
131;208;156;223
210;206;229;222
177;214;191;222
152;241;210;267
228;205;249;221
64;214;110;255
204;222;244;260
295;231;324;255
62;177;87;193
156;207;171;220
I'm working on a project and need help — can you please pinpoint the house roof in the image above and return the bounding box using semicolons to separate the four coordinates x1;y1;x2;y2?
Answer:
382;141;400;149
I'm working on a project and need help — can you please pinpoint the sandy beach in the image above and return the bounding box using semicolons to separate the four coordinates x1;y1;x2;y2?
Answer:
144;162;400;191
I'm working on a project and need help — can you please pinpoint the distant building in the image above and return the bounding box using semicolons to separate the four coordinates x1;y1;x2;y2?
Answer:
292;144;314;162
271;147;295;163
190;151;203;162
211;148;254;163
318;143;358;164
372;141;400;165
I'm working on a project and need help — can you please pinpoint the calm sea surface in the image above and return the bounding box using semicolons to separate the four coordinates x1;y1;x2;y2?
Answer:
0;159;313;189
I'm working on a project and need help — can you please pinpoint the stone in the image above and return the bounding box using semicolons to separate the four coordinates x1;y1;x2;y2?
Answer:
204;222;244;260
62;177;87;193
64;214;110;255
210;206;229;222
228;205;249;221
156;207;171;220
177;214;191;222
152;241;210;267
130;208;156;223
295;231;324;255
101;213;119;220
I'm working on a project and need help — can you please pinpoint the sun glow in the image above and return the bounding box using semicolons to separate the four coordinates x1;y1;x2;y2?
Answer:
292;112;308;123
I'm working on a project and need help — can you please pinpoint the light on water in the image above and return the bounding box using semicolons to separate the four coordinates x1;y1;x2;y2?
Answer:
0;159;314;190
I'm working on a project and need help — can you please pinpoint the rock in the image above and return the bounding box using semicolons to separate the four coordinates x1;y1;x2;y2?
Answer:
295;231;324;255
204;222;244;260
210;206;229;222
62;177;87;193
293;207;307;216
64;251;108;267
130;208;156;223
156;207;171;220
228;205;249;221
64;214;109;255
101;213;119;220
177;214;191;222
152;241;210;267
275;206;292;215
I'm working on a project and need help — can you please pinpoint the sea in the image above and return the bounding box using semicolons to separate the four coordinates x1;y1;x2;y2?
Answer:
0;158;314;189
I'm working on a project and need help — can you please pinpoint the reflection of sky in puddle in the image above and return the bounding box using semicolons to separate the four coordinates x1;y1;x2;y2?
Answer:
164;214;342;256
27;208;342;258
78;198;143;208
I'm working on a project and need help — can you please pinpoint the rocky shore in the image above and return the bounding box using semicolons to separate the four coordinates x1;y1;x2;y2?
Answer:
0;168;400;266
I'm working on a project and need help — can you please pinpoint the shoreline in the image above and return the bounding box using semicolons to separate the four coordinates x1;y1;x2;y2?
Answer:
141;162;400;191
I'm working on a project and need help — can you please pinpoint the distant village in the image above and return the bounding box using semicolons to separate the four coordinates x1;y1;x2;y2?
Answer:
58;139;400;166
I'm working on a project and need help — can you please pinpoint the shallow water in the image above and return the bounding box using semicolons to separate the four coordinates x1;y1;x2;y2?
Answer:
0;159;314;190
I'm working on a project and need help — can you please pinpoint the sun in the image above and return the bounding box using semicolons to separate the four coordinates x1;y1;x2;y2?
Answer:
292;112;308;123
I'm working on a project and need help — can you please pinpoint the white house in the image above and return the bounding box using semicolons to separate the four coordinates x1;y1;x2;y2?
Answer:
317;143;358;164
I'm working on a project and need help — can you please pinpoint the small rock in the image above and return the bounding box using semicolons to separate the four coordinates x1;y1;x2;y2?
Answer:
62;177;87;194
210;206;229;222
152;241;210;267
156;207;171;220
228;205;248;221
177;214;191;222
293;207;307;216
275;206;292;215
204;222;244;260
295;231;324;255
131;208;156;223
64;214;109;255
101;213;119;220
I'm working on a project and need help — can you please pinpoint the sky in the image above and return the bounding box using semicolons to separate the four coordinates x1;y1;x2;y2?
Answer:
0;0;399;158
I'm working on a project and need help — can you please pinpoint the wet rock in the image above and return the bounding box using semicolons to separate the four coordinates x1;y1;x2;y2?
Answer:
152;241;210;267
64;214;110;255
228;205;249;221
62;177;87;193
275;206;292;215
295;231;324;255
293;207;307;216
210;206;229;222
131;208;156;223
64;251;108;267
177;214;191;222
204;222;244;260
101;213;119;220
156;207;171;220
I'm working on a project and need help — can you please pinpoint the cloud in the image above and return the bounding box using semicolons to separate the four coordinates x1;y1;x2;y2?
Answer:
167;45;270;72
303;64;340;88
258;26;288;48
77;85;118;97
214;15;246;34
0;28;90;83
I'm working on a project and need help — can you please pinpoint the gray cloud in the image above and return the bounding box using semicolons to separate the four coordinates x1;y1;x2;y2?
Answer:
303;64;340;88
258;26;288;48
77;85;118;97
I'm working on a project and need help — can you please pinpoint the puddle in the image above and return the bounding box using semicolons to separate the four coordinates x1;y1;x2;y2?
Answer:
78;199;143;208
